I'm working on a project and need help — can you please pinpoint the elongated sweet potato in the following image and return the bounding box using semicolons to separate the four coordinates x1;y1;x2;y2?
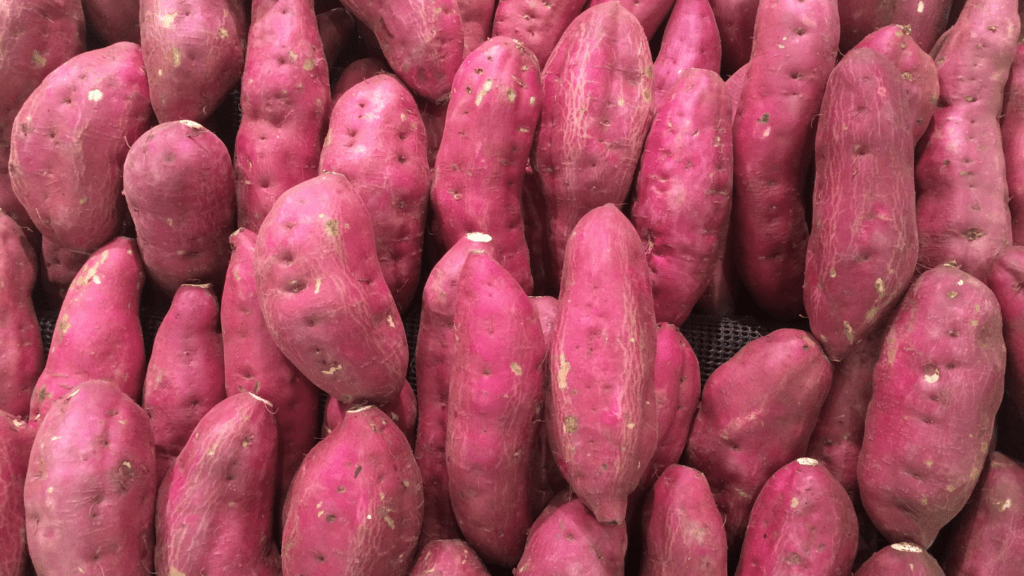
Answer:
651;0;721;106
455;0;494;53
324;380;417;445
527;294;567;517
155;392;279;576
410;539;489;576
839;1;953;53
858;264;1005;548
491;0;586;68
514;496;628;576
548;204;657;525
683;328;833;546
0;213;40;418
1004;42;1024;244
731;0;840;319
331;57;387;101
281;405;423;575
0;412;33;576
29;237;146;423
82;0;140;43
989;246;1024;420
255;174;408;406
854;543;945;576
531;3;655;289
320;74;430;313
431;36;540;294
633;67;732;325
24;381;156;576
590;0;675;38
9;42;152;253
708;0;758;74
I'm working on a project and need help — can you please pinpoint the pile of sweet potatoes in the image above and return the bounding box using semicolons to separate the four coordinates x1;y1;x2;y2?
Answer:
4;0;1024;574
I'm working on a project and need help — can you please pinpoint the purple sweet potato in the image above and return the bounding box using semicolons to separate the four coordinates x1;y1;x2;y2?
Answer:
338;0;462;102
915;0;1019;283
142;283;226;481
155;392;279;576
1003;42;1024;244
590;0;676;39
854;543;945;576
414;232;496;546
858;264;1005;548
531;3;655;288
431;36;540;294
140;0;247;123
331;57;387;101
281;405;423;575
8;42;152;254
527;294;567;517
235;0;330;232
547;204;657;525
0;412;34;576
29;237;146;423
632;67;732;325
39;237;89;302
639;465;728;576
123;120;235;298
514;496;628;576
0;213;40;419
707;0;758;74
320;74;430;313
735;458;859;576
24;380;156;576
651;0;722;106
324;380;418;445
82;0;140;43
455;0;494;54
804;47;917;362
839;1;953;53
989;246;1024;420
490;0;586;68
731;0;840;319
255;174;408;406
446;250;546;567
683;328;834;546
409;539;490;576
892;0;954;53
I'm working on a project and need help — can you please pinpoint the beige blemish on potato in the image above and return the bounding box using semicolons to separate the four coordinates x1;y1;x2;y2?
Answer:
87;89;103;102
47;486;54;494
159;12;176;27
476;79;494;106
843;321;854;343
387;315;395;328
924;365;940;384
875;278;884;294
926;460;933;467
219;28;229;39
510;362;522;376
314;278;321;294
303;59;315;71
791;498;799;508
31;51;46;68
326;219;339;236
58;314;70;334
563;415;578;434
763;126;771;138
172;47;182;67
289;51;298;61
529;96;536;106
948;291;958;298
1001;499;1012;512
626;423;635;430
322;365;343;375
918;0;925;12
158;69;164;77
829;267;836;278
170;569;185;576
384;515;395;529
507;88;516;102
557;355;570;389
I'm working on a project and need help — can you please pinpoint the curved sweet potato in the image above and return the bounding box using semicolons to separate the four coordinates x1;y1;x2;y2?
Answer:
0;213;40;418
490;0;586;68
651;0;721;106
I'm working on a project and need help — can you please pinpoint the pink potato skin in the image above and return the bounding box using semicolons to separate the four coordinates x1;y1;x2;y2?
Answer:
651;0;722;107
1003;42;1024;244
858;264;1005;548
317;7;355;70
804;47;918;362
155;393;280;576
455;0;494;54
490;0;586;69
410;539;490;576
142;283;226;481
337;0;462;102
446;251;546;567
323;380;418;445
40;237;89;302
589;0;676;39
24;381;156;576
683;328;834;546
632;68;732;325
431;36;540;294
222;228;320;516
255;174;408;406
915;0;1019;283
527;295;567;517
854;544;945;576
8;42;152;254
989;246;1024;420
839;1;953;53
234;0;330;232
735;458;858;576
707;0;758;74
140;0;247;123
281;405;424;575
123;120;236;298
414;233;496;546
731;0;840;319
0;0;85;234
891;0;953;53
514;496;628;575
0;213;40;419
320;74;430;313
331;57;387;100
29;237;146;423
639;465;727;576
82;0;140;43
547;204;658;525
854;24;940;144
0;412;34;576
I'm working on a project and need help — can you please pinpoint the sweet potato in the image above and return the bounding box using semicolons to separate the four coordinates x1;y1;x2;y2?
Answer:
337;0;462;102
854;543;945;576
123;120;235;298
410;539;489;576
323;380;418;445
707;0;758;74
735;458;858;576
547;204;657;525
455;0;494;54
142;283;225;481
331;57;387;100
24;380;156;576
317;7;355;70
989;246;1024;420
0;412;33;576
255;173;408;406
527;294;567;517
590;0;675;39
1003;42;1024;244
29;237;146;423
651;0;722;106
39;237;89;302
514;496;628;576
8;42;152;253
82;0;140;43
915;0;1019;283
155;392;279;576
893;0;954;53
839;1;953;53
858;264;1005;548
804;47;917;362
140;0;246;123
683;328;833;546
446;250;546;567
638;465;728;576
0;213;40;419
431;36;540;294
632;67;732;325
281;405;423;575
490;0;586;68
235;0;330;232
320;74;430;313
420;99;448;168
